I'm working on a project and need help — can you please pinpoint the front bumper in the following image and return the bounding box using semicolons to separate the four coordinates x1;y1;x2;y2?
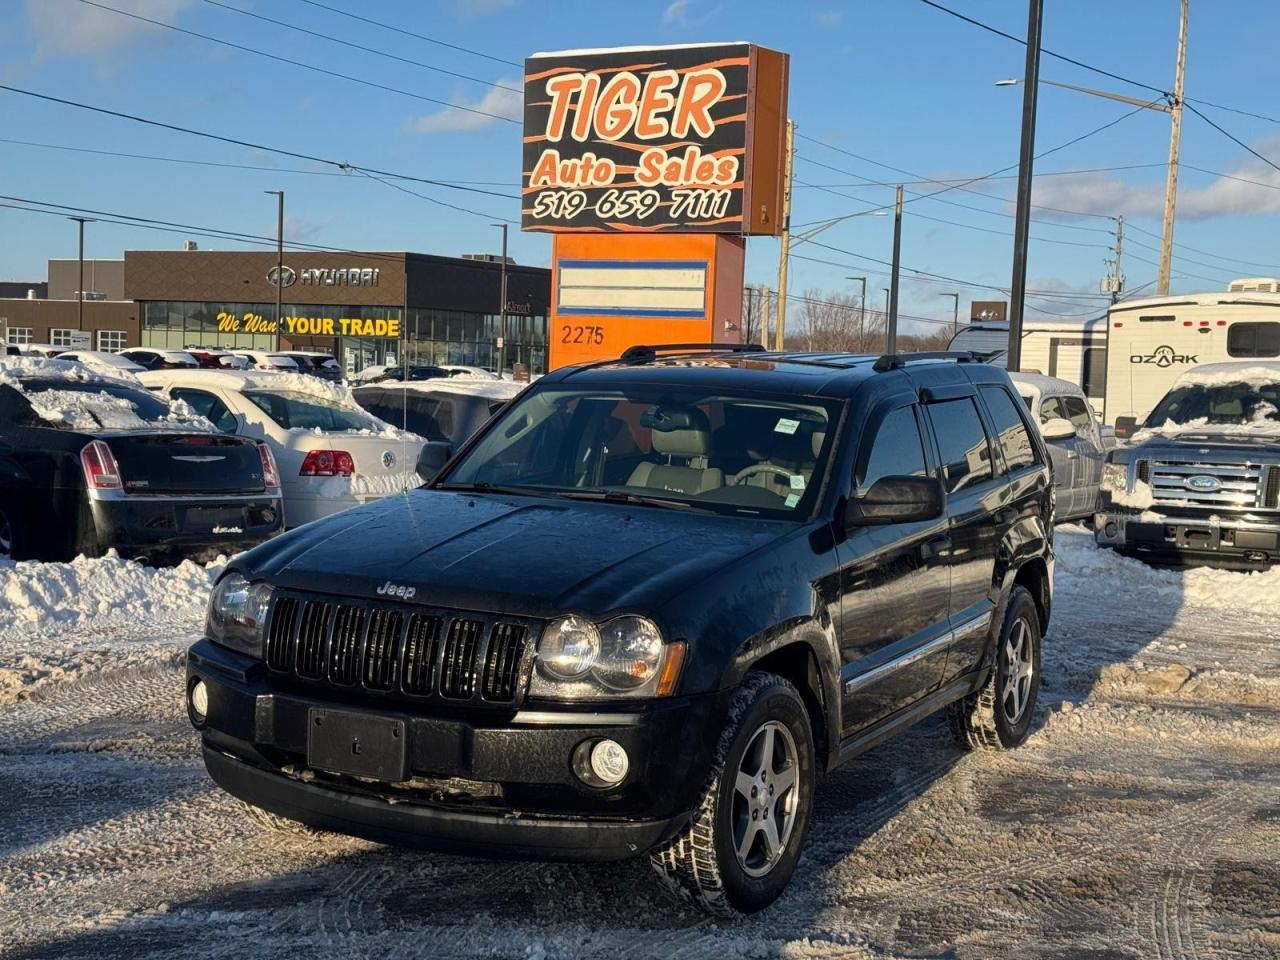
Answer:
90;494;283;561
187;639;723;861
1095;508;1280;568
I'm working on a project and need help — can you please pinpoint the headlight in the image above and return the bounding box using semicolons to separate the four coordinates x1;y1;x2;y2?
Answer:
206;572;273;658
1101;462;1129;492
530;615;685;700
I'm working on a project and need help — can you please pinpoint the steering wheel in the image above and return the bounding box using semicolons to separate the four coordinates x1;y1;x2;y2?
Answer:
732;464;797;487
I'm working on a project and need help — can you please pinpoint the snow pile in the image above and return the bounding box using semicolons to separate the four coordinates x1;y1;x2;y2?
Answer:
238;370;357;405
1111;478;1154;509
357;378;524;401
0;552;224;639
1177;363;1280;387
1;356;141;387
1056;525;1280;615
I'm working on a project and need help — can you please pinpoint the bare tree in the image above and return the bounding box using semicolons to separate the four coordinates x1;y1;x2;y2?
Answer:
791;288;885;353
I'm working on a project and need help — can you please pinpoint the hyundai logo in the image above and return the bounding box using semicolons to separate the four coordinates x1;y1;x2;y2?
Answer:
266;265;297;288
381;450;396;469
1184;475;1221;492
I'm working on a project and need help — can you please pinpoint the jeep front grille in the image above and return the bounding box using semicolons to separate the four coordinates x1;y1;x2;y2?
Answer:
263;592;535;707
1148;460;1271;509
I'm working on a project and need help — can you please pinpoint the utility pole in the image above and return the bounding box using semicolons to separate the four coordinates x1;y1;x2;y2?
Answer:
1104;215;1126;304
761;285;773;349
1157;0;1189;296
1007;0;1044;374
68;217;91;336
774;119;796;350
493;223;509;374
887;183;903;354
264;190;284;349
743;285;756;344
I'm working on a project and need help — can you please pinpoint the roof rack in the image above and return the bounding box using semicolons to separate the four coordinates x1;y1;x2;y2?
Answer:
619;342;766;362
872;350;979;373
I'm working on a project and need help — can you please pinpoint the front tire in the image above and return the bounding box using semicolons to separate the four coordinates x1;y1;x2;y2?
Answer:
948;585;1042;750
650;671;815;917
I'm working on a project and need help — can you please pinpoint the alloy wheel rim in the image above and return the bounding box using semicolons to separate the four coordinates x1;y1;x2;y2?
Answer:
1001;618;1035;724
731;719;800;878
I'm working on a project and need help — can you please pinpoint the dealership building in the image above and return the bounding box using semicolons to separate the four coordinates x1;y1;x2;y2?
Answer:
1;249;551;375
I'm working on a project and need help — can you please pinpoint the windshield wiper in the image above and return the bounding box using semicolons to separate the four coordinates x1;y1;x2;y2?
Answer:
549;489;714;513
435;481;552;496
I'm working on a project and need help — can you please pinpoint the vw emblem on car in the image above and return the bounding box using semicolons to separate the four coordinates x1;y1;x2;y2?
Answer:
1185;474;1221;492
266;265;297;288
381;450;396;469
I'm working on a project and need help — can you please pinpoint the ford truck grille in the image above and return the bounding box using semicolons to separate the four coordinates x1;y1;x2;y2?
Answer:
1148;460;1272;509
264;593;536;707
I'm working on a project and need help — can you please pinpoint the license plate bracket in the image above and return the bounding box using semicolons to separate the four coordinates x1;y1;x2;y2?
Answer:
306;708;408;782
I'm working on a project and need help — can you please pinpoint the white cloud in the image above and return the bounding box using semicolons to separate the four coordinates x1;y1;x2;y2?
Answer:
663;0;691;26
816;10;842;25
24;0;192;61
1030;136;1280;221
404;81;522;135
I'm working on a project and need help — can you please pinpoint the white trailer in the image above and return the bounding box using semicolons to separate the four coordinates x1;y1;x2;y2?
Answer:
1103;284;1280;433
948;316;1109;413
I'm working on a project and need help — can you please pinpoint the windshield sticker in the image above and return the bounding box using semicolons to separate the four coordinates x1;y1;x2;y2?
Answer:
784;493;801;508
775;417;799;435
790;474;806;490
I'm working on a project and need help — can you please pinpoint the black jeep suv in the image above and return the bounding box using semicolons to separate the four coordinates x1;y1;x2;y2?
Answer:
187;346;1054;915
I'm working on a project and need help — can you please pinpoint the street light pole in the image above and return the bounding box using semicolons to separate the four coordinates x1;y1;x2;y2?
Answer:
941;293;960;336
846;276;867;340
774;119;796;351
887;184;903;355
1007;0;1044;374
1158;0;1189;296
264;190;284;349
68;217;92;336
493;223;509;375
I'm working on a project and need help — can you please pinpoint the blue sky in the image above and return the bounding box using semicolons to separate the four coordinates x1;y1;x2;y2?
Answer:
2;0;1279;334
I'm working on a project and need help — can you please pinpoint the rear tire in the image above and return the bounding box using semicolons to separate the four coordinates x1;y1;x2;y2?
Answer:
948;585;1042;751
650;671;815;917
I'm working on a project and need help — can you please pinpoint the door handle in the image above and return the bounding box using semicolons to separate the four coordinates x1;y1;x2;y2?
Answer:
994;507;1018;526
922;534;950;560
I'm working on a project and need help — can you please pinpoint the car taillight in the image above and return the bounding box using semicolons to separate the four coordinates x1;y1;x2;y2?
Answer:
299;449;355;477
80;440;122;489
258;443;280;488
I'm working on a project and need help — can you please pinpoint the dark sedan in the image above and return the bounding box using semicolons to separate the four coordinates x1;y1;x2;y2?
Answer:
0;369;284;562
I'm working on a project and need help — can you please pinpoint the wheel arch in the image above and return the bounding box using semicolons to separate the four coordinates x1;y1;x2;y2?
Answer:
742;640;833;775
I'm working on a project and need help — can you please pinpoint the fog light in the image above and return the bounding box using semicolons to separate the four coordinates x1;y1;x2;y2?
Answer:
1104;522;1118;538
589;739;629;785
189;679;208;721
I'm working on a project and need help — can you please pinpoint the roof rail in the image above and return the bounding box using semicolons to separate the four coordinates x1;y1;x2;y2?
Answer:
872;350;978;373
619;342;766;362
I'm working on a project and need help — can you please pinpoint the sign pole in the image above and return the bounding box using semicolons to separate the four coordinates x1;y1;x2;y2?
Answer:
774;119;795;351
1007;0;1044;373
265;190;284;350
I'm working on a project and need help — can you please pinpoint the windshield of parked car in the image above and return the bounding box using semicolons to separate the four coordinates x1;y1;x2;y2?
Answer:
440;386;841;518
1146;380;1280;428
244;390;382;431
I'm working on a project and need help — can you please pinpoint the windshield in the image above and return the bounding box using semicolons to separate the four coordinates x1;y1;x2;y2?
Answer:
441;386;841;518
245;390;382;431
1146;381;1280;428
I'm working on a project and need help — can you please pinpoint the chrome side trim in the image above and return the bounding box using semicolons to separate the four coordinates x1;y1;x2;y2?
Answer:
951;610;993;644
843;630;955;697
87;488;280;503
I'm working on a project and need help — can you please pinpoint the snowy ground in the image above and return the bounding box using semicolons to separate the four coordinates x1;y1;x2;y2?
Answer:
1;529;1277;959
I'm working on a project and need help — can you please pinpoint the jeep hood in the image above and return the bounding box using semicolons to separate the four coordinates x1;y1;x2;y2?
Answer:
238;489;791;619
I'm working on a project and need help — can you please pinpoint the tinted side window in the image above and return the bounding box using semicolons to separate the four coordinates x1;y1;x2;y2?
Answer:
1227;322;1280;358
1060;395;1094;430
927;398;993;492
1081;346;1106;396
171;388;237;433
859;405;927;490
980;386;1036;471
1039;396;1066;422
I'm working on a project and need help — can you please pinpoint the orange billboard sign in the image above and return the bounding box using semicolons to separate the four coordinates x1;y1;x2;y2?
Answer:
522;42;789;235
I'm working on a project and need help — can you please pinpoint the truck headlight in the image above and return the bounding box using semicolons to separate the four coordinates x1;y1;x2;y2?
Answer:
1101;463;1129;492
206;572;273;658
531;615;685;700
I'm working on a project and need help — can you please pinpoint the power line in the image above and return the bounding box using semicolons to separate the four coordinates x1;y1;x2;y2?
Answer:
0;84;518;218
916;0;1166;97
792;161;1168;189
199;0;521;94
76;0;519;125
1184;101;1280;174
1125;220;1280;274
294;0;521;69
1183;97;1280;128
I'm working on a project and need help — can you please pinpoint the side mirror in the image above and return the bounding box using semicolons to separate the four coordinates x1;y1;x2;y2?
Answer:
1041;417;1077;441
848;475;945;527
1114;415;1139;440
416;441;453;481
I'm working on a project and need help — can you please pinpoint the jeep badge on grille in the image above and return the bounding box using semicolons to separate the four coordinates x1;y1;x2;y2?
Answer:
376;581;416;599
